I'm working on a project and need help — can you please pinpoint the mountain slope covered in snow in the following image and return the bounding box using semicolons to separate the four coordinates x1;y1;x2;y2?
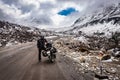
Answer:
65;3;120;37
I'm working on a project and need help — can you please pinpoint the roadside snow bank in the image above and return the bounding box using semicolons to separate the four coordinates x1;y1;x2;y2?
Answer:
5;41;21;47
6;42;13;47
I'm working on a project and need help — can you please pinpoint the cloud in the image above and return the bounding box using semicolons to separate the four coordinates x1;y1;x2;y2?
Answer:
0;0;120;29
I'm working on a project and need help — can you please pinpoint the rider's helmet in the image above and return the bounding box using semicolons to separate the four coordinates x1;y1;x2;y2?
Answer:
40;35;44;39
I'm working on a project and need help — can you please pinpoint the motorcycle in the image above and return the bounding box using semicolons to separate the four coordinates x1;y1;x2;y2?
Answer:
42;43;57;63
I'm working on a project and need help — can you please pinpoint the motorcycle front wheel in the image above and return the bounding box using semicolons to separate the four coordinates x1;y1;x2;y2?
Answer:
49;56;55;63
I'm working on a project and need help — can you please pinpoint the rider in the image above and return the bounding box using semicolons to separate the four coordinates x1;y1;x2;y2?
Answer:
37;36;47;62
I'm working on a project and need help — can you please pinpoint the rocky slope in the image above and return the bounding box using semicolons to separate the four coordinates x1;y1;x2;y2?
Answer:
0;20;41;47
54;37;120;80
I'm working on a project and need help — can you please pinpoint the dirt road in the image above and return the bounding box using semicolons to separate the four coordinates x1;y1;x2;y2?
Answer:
0;42;86;80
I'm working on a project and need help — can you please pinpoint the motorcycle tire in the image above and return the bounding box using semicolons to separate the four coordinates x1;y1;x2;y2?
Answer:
49;56;55;63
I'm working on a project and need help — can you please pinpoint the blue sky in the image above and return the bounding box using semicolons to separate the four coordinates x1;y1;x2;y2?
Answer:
58;7;78;16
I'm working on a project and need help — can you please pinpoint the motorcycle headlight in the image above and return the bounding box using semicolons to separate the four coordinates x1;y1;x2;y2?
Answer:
47;51;50;54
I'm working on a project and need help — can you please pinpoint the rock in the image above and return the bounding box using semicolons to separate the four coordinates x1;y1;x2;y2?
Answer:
117;65;120;67
79;47;89;52
79;56;86;63
101;55;111;60
105;68;117;74
98;51;104;59
111;48;120;57
64;42;70;45
114;51;120;58
95;73;109;79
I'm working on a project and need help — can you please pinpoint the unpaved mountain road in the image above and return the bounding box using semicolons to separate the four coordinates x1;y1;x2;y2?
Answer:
0;42;94;80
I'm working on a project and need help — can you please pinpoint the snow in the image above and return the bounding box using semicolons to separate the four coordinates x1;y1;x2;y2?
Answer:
73;15;92;27
45;36;58;39
74;36;88;44
49;26;74;32
114;51;120;55
75;22;120;37
5;41;19;47
117;65;120;67
62;3;120;39
27;29;34;32
6;42;13;47
0;29;2;33
0;43;2;47
14;41;18;44
102;59;113;62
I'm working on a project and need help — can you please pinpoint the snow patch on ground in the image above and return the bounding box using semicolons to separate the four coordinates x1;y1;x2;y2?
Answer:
0;43;2;47
101;59;113;62
5;41;20;47
6;42;13;47
27;29;34;32
48;26;74;32
74;22;120;37
74;36;88;44
46;36;58;39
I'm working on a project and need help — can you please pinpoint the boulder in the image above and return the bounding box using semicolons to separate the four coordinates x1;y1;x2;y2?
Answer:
79;47;89;53
79;56;86;63
101;54;111;60
111;48;120;58
114;51;120;58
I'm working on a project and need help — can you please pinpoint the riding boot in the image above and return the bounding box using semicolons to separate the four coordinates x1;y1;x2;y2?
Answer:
39;49;41;61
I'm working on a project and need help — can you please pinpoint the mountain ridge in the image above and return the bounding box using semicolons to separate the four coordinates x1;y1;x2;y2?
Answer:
64;3;120;36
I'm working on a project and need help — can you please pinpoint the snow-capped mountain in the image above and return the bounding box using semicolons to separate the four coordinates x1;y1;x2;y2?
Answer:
65;3;120;37
61;3;120;50
0;21;41;47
